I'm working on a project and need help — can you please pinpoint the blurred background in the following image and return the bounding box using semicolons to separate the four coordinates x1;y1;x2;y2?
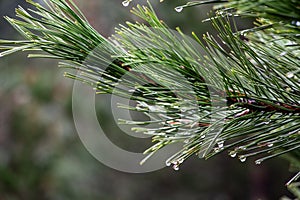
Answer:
0;0;295;199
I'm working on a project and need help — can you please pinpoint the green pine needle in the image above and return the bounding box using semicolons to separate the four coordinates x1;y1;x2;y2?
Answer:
0;0;299;191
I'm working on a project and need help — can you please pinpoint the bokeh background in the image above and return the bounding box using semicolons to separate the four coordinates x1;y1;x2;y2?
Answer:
0;0;295;199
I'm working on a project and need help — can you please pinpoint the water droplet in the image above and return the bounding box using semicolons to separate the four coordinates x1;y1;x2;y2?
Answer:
286;72;294;78
175;6;183;13
239;155;247;162
291;21;300;26
267;143;274;147
280;51;287;56
165;160;171;166
214;147;221;153
128;89;135;93
217;141;224;148
200;134;206;139
173;165;180;171
122;0;130;7
178;158;184;164
238;146;247;151
286;87;292;92
172;160;179;165
255;159;262;165
229;151;237;158
184;139;190;144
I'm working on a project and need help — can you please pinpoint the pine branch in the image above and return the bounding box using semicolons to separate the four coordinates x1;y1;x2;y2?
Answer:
0;0;299;185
